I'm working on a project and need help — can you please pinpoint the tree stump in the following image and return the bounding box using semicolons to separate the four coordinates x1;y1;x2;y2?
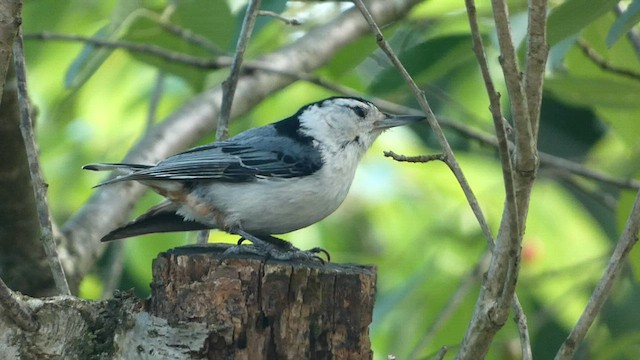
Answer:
148;244;377;360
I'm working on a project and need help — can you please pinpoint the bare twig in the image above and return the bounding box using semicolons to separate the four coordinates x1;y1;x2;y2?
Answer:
555;190;640;360
352;0;495;250
512;294;532;360
456;0;544;357
435;346;449;360
0;277;39;332
464;0;518;252
525;0;549;139
216;0;261;141
383;151;445;164
14;29;71;296
492;0;535;175
577;38;640;81
24;32;229;69
465;2;521;344
258;10;301;26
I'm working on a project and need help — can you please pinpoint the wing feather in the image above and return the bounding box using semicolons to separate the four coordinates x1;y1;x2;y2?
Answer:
108;126;322;183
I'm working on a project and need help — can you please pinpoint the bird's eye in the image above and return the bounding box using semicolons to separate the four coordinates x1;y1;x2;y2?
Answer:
347;106;366;118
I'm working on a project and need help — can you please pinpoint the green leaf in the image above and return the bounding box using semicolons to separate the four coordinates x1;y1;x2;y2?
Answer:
323;35;380;79
171;0;233;49
64;0;144;90
121;11;220;89
544;76;640;109
607;0;640;47
547;0;619;46
65;26;115;89
368;35;473;95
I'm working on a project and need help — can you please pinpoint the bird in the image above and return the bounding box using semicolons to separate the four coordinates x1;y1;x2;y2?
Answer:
84;97;424;261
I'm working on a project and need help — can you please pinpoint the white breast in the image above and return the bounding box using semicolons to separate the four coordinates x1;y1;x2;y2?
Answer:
183;148;360;235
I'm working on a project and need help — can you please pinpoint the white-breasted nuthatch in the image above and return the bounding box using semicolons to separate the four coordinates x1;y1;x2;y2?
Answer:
84;97;424;260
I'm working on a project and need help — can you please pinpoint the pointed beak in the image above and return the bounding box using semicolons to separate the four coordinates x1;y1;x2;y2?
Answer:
375;114;425;129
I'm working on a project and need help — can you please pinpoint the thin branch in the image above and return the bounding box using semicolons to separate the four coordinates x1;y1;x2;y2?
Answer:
435;346;449;360
525;0;549;139
258;10;302;26
23;32;229;69
464;0;518;252
465;3;521;334
14;28;71;296
512;294;532;360
456;0;545;357
352;0;496;251
577;38;640;81
555;189;640;360
492;0;535;175
0;277;39;332
383;151;445;164
216;0;261;141
539;152;640;190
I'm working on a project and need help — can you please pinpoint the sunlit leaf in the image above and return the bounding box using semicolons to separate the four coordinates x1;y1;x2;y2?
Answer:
368;35;473;94
121;10;218;89
545;76;640;109
171;0;233;49
547;0;619;46
65;1;144;90
607;0;640;47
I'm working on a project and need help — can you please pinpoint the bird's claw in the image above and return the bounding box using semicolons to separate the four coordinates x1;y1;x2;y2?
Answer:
306;247;331;263
223;243;330;264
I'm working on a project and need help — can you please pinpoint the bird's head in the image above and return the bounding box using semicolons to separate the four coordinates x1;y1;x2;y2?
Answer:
297;97;424;156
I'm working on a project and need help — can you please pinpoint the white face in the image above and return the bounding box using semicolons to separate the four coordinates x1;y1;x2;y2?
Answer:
298;97;389;157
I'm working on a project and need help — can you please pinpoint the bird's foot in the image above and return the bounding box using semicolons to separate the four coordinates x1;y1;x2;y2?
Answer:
227;234;330;263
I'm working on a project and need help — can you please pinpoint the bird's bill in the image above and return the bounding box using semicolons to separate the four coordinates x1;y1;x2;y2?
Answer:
375;114;425;129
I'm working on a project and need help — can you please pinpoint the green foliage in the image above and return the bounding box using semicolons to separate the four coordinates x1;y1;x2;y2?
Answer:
607;0;640;47
18;0;640;359
547;0;620;46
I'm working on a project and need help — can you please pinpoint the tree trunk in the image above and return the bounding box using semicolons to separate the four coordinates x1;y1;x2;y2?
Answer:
149;244;377;359
0;244;377;360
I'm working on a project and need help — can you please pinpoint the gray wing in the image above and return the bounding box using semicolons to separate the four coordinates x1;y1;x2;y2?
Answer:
108;126;323;183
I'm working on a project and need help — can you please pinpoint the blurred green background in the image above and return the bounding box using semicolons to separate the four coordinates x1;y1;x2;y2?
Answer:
20;0;640;358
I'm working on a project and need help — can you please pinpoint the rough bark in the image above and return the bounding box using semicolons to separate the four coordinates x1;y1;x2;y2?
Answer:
0;247;377;360
150;244;376;359
0;62;55;297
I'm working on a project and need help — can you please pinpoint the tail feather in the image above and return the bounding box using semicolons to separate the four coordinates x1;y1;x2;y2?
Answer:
83;162;153;187
101;202;211;241
82;163;152;172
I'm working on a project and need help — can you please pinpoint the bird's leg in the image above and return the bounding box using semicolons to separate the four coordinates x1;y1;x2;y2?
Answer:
225;228;330;263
